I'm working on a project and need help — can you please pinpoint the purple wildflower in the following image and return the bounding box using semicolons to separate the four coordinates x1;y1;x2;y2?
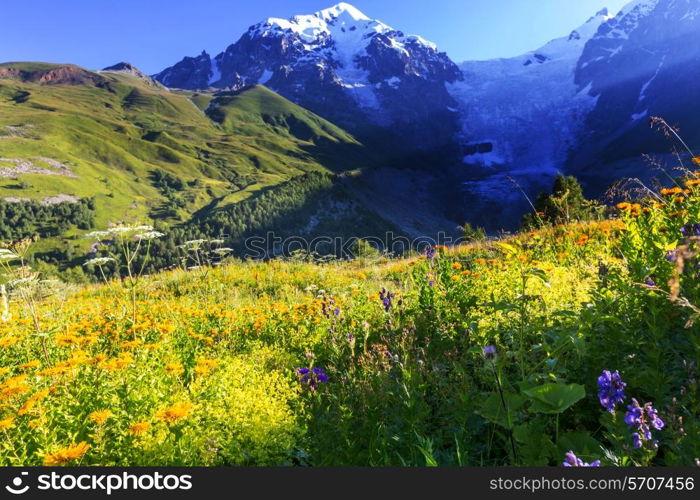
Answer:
631;432;643;449
645;277;656;288
320;296;335;319
646;403;665;430
625;398;664;448
597;370;627;412
625;399;644;427
296;367;328;390
483;345;497;358
425;245;436;261
379;288;395;312
680;223;700;237
562;451;601;467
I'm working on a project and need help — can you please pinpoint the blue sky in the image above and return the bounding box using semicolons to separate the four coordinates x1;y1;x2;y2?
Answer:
3;0;631;73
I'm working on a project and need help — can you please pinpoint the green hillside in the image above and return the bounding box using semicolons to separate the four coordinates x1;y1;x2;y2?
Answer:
0;62;387;265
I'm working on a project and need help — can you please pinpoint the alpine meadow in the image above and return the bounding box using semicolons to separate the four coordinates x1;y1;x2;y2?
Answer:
0;0;699;469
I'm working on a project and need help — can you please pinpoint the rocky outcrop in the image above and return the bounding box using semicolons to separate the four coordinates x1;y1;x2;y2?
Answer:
0;63;108;86
101;62;166;89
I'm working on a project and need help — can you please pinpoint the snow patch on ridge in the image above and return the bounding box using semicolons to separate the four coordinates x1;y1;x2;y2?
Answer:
257;69;273;84
631;109;648;120
638;55;665;102
209;57;221;85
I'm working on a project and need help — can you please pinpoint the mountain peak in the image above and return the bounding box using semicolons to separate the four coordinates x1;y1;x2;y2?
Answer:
259;3;390;45
102;61;137;72
101;61;165;89
316;2;370;22
569;7;611;41
518;7;610;61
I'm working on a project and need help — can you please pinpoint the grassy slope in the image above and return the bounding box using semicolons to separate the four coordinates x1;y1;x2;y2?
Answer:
0;62;374;234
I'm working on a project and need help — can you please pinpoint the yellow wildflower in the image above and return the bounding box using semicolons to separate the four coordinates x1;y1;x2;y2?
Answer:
165;363;185;376
0;375;30;400
155;401;192;424
0;416;14;430
43;441;90;466
18;360;41;371
128;421;151;436
660;187;683;196
194;358;219;376
19;388;50;415
89;410;113;425
120;339;142;349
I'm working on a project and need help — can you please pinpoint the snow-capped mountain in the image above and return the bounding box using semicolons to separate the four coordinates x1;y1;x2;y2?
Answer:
155;2;462;147
153;0;700;231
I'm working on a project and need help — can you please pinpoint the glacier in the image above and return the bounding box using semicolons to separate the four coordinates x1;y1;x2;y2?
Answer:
446;10;611;228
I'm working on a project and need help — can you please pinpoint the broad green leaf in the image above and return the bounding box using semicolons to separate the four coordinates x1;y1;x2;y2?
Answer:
523;383;585;414
526;268;548;283
557;432;603;457
476;391;526;429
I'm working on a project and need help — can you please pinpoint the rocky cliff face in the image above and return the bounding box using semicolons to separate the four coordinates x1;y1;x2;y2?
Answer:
154;51;213;90
571;0;700;188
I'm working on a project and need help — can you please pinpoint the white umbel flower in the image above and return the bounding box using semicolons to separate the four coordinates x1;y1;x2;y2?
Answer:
84;230;110;240
182;239;207;247
83;257;116;267
135;231;164;241
212;247;233;255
